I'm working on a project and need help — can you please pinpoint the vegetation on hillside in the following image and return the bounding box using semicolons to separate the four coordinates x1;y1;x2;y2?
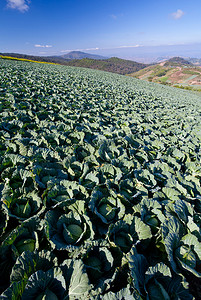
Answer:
0;55;59;65
0;52;66;64
0;53;148;75
65;57;148;74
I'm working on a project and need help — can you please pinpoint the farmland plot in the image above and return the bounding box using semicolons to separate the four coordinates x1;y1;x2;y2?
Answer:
1;59;201;299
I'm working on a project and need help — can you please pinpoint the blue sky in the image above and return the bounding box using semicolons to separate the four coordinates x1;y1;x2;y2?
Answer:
1;0;201;61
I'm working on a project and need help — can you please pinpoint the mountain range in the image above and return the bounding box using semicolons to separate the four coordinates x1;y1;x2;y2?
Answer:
59;51;106;60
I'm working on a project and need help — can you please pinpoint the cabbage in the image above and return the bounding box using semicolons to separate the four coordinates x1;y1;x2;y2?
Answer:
98;203;116;221
35;289;59;300
175;245;197;268
13;201;32;218
63;224;83;244
115;236;130;253
44;206;94;250
144;214;159;227
85;256;102;273
146;279;170;300
15;238;36;255
84;245;114;283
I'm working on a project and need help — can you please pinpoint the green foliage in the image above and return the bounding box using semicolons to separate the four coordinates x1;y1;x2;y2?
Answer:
174;84;201;93
66;57;148;74
154;69;168;77
1;59;201;298
183;69;201;76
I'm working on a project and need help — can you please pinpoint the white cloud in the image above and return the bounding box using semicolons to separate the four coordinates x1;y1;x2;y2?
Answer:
117;45;141;48
110;14;117;19
35;44;53;48
6;0;30;12
170;9;185;20
110;13;124;20
83;47;99;51
61;47;99;53
60;45;142;53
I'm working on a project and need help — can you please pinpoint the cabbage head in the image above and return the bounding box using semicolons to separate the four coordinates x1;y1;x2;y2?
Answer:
45;205;94;251
83;244;114;283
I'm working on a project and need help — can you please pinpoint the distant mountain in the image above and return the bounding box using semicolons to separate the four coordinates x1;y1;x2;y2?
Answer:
60;51;106;60
186;57;201;66
164;56;192;66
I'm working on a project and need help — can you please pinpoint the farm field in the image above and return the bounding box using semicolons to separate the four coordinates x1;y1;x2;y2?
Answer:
129;61;201;91
1;59;201;299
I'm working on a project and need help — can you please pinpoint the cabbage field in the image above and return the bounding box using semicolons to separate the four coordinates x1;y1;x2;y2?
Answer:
1;59;201;299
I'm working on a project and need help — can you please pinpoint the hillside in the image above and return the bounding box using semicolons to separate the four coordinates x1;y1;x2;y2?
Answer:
0;53;148;75
65;57;148;75
0;52;68;64
128;56;201;89
1;59;201;299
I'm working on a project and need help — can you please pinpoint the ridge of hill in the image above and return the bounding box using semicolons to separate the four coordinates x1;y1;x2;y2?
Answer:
60;51;106;60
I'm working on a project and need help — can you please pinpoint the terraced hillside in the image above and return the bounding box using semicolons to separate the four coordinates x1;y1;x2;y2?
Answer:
1;59;201;299
128;59;201;89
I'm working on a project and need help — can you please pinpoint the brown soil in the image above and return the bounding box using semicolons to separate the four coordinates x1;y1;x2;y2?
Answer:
169;70;187;83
